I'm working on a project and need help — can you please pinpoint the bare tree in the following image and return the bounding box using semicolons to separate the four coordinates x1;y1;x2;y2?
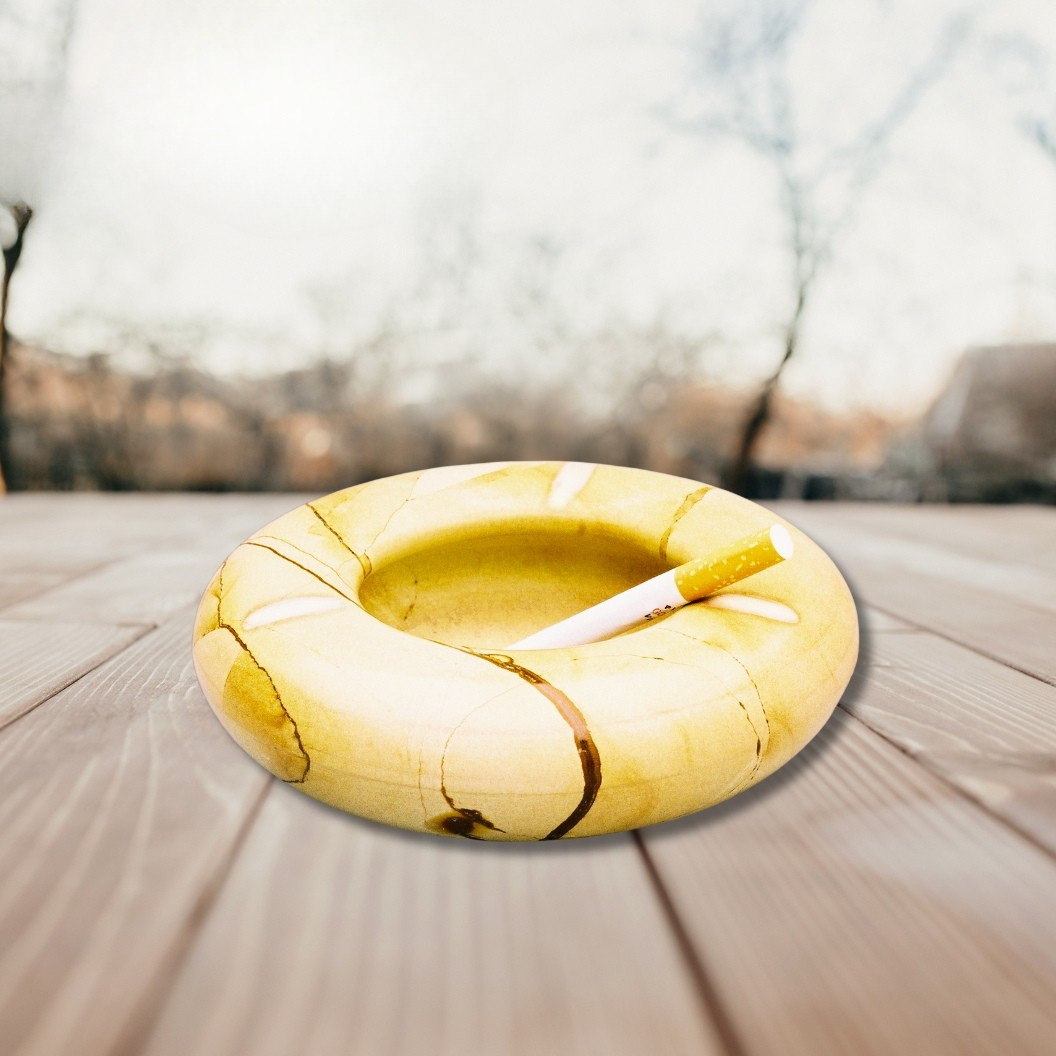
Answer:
0;202;33;489
1021;80;1056;165
991;29;1056;166
0;0;79;490
1028;118;1056;163
678;0;972;493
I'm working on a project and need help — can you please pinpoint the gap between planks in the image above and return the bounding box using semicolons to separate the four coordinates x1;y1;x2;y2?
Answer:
0;612;275;1056
838;702;1056;867
631;829;750;1056
108;778;274;1056
133;784;727;1056
861;598;1056;688
845;626;1056;859
0;559;129;617
638;709;1056;1056
771;510;1056;686
0;619;155;730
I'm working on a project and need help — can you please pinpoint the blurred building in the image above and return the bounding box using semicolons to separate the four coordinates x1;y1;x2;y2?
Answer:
923;344;1056;502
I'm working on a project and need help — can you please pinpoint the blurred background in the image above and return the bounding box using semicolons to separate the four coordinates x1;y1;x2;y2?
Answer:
1;0;1054;500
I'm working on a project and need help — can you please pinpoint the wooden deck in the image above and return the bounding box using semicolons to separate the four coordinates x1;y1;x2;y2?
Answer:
1;493;1055;1056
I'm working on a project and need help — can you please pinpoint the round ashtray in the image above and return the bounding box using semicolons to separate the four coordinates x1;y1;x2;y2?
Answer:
192;462;858;840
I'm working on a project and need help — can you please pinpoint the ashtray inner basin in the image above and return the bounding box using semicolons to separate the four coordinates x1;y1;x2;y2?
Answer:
360;527;669;649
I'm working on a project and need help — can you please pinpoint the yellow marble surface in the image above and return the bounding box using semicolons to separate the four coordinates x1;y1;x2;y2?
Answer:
191;461;859;839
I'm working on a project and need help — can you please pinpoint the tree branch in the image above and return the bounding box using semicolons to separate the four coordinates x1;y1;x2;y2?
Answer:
682;1;975;493
1;202;34;492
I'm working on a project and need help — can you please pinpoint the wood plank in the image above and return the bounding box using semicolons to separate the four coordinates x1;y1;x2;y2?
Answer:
781;503;1056;575
0;620;150;728
850;631;1056;854
3;548;241;625
773;509;1056;684
0;494;308;625
0;495;310;625
641;710;1056;1056
777;504;1056;616
137;786;725;1056
3;495;1054;1056
859;606;916;634
0;613;271;1056
0;494;306;616
0;492;306;538
0;495;175;574
0;494;305;576
0;571;75;611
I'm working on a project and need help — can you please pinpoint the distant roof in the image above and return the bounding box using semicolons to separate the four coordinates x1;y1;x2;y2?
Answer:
925;344;1056;475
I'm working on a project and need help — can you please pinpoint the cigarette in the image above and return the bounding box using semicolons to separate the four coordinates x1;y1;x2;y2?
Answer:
509;524;794;650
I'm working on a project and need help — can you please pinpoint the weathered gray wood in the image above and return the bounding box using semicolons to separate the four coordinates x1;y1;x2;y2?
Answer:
859;606;916;634
3;493;1056;1056
0;571;74;611
4;548;241;625
1;495;306;625
779;504;1056;614
137;784;726;1056
0;614;270;1056
0;494;189;574
850;630;1056;853
0;619;150;728
0;493;304;575
641;710;1056;1056
775;506;1056;684
782;503;1056;574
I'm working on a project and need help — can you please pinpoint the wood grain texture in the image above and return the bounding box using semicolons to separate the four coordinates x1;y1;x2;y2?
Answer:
138;785;726;1056
0;619;150;728
640;709;1056;1056
4;548;252;625
782;503;1056;575
0;493;304;575
776;505;1056;683
0;571;77;612
0;614;270;1056
859;606;916;634
781;505;1056;614
1;495;306;625
2;493;1056;1056
852;630;1056;853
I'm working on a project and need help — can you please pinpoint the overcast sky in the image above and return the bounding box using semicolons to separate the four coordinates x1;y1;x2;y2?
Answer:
2;0;1055;413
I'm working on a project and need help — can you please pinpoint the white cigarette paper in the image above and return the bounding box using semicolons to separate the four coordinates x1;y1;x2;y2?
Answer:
510;524;794;649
